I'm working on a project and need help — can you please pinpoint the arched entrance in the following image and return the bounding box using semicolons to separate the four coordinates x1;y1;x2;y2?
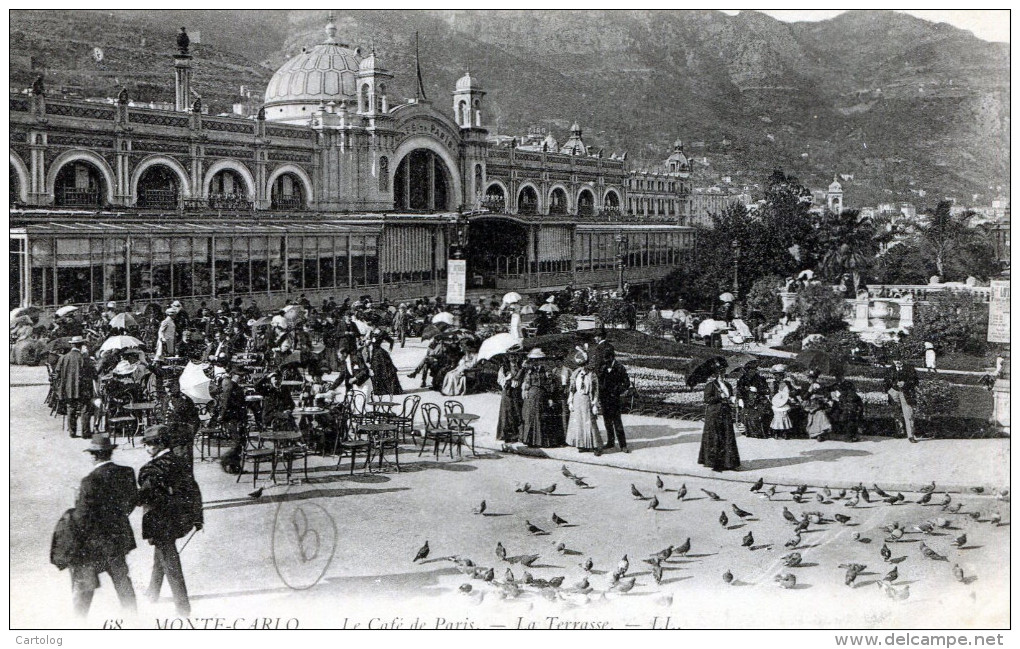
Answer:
467;216;529;288
54;160;106;207
577;188;595;217
393;149;452;212
482;182;506;212
136;165;181;209
270;172;306;209
10;167;21;205
518;185;539;216
208;168;250;209
549;187;568;215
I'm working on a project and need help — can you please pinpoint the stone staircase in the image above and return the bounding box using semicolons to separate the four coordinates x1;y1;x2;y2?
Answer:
763;319;800;348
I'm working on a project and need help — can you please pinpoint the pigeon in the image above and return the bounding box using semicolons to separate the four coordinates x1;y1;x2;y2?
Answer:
836;489;847;500
652;564;664;585
523;571;534;585
473;500;487;515
642;556;663;567
656;475;665;490
479;567;495;582
614;577;636;593
842;563;866;586
884;566;898;582
969;511;982;521
845;493;860;508
794;519;810;534
824;486;832;498
952;564;965;583
782;507;798;523
677;484;687;500
525;520;548;535
496;542;507;561
793;484;808;496
582;558;594;572
895;493;905;503
573;477;591;488
561;464;576;479
722;570;734;584
880;544;892;562
631;484;645;499
617;554;630;576
970;487;984;494
499;581;522;599
792;493;804;504
648;495;660;510
515;483;531;493
912;521;935;535
742;531;754;548
750;477;764;492
702;488;722;501
917;492;932;505
533;483;557;495
548;576;565;588
816;493;826;504
888;527;905;541
675;538;691;556
451;556;475;569
732;504;754;519
775;573;797;589
556;542;566;553
782;552;802;567
574;576;590;590
766;485;777;500
785;534;801;549
509;554;540;567
877;580;910;600
873;484;891;498
653;545;674;562
946;503;963;514
990;512;1002;526
860;487;872;503
920;481;936;494
884;495;899;505
919;542;947;561
413;541;430;562
933;517;951;528
248;487;264;499
459;583;473;593
719;511;729;528
996;489;1010;501
505;568;516;583
834;513;851;525
939;493;952;508
552;513;569;526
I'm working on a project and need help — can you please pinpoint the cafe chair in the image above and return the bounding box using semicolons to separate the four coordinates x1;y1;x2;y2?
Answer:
418;403;459;461
236;433;275;486
388;394;421;443
444;400;475;455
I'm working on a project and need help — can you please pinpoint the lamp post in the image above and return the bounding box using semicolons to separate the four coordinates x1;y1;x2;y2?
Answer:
616;233;629;294
732;239;741;296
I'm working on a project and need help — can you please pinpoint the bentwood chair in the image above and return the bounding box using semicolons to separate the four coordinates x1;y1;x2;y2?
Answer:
418;403;459;461
444;400;476;455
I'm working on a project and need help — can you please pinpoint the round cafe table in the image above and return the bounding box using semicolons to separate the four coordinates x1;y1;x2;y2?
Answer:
445;413;480;456
259;429;306;483
355;422;400;472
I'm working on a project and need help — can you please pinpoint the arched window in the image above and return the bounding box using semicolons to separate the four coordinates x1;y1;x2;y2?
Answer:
379;157;389;192
137;164;181;209
457;101;467;127
54;161;105;207
360;84;371;113
518;186;539;215
474;164;483;198
271;172;305;210
549;187;568;215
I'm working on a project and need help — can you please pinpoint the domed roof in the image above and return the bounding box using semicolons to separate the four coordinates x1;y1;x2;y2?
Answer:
456;71;479;91
264;20;362;109
828;175;843;192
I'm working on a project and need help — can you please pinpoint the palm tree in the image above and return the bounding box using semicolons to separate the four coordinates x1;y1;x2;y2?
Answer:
817;209;877;293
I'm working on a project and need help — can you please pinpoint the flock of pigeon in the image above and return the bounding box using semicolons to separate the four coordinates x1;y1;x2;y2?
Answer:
410;467;1009;608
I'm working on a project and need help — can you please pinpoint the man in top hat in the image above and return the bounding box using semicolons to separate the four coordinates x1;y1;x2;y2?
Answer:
138;425;202;616
587;326;615;376
54;336;98;438
392;303;409;348
598;348;631;452
67;434;138;617
156;307;178;359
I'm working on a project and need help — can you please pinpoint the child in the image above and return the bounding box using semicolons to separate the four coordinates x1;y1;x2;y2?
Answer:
805;393;833;442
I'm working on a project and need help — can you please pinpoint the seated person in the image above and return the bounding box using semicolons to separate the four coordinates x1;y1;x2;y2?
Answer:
255;372;296;430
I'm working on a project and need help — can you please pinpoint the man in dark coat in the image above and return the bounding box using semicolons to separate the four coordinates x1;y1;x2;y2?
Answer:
587;327;615;375
164;380;200;470
68;435;138;617
884;360;920;442
211;367;248;473
54;336;98;438
599;350;631;452
138;426;203;616
736;361;772;438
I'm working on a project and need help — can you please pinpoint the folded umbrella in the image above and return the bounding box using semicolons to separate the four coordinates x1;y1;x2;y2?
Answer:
108;313;137;329
179;362;213;404
686;356;727;388
99;335;144;353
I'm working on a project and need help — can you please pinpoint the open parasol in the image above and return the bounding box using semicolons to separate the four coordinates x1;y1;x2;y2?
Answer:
108;312;137;329
99;335;144;353
179;362;213;404
797;269;815;281
420;322;450;340
538;303;559;313
10;315;33;328
686;356;727;388
432;311;455;326
477;332;523;361
697;319;728;338
719;292;735;303
502;291;522;305
55;305;79;317
520;304;536;315
10;306;42;324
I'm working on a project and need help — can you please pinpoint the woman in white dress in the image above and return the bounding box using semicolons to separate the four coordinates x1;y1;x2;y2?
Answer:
770;380;794;439
565;350;604;456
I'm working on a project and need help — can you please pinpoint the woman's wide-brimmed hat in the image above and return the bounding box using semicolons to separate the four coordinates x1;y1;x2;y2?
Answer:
573;349;589;366
112;359;137;376
527;348;546;360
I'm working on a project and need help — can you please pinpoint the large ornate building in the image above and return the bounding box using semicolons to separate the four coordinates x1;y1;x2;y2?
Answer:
9;19;695;310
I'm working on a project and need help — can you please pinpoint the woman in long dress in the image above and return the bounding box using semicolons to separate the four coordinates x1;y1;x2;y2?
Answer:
441;341;478;396
495;354;524;443
697;357;740;472
366;329;402;397
770;380;794;439
565;351;604;456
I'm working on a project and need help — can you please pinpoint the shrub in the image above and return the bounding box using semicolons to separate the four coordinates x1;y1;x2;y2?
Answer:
802;329;865;372
598;299;631;327
907;291;990;356
555;313;578;333
790;283;850;335
914;380;960;420
743;274;786;327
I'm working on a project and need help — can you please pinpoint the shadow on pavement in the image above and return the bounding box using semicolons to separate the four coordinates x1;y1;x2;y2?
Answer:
204;486;410;511
739;448;873;472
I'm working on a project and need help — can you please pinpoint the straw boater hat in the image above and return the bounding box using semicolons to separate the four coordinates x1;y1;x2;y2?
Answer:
84;434;117;453
68;335;86;345
106;301;116;309
527;348;546;360
924;341;934;350
142;424;170;445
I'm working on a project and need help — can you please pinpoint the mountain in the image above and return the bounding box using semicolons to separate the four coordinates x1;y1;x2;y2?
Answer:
9;10;1009;207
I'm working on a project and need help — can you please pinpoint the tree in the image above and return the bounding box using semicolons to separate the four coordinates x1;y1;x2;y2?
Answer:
742;274;785;327
873;240;932;285
907;291;990;356
790;283;849;335
919;201;970;279
816;209;879;291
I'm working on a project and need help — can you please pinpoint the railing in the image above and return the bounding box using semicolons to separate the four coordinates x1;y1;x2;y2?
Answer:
137;190;180;210
598;207;622;220
866;284;992;303
518;203;539;216
271;196;305;210
578;205;594;217
208;194;254;211
58;187;101;207
480;198;506;213
496;255;526;277
549;205;568;216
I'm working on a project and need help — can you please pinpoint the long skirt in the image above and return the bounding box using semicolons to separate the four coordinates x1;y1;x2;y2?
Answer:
565;391;603;450
441;370;467;396
698;404;740;471
495;387;522;443
807;409;832;438
370;349;402;396
521;387;554;447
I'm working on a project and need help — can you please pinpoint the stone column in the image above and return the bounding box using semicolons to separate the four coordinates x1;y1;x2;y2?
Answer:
897;295;915;330
851;297;870;331
174;55;193;112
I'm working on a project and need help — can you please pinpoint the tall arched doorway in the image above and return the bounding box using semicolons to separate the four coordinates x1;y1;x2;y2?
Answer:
549;187;568;215
467;217;529;288
10;168;20;205
518;185;539;216
54;161;106;207
482;183;506;212
393;149;452;212
137;165;181;209
577;188;595;217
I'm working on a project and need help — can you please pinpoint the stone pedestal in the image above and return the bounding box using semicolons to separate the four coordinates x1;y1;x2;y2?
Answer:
779;291;797;314
898;296;915;330
992;378;1010;436
851;298;869;331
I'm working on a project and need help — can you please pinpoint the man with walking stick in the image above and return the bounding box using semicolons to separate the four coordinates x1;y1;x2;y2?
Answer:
138;425;203;615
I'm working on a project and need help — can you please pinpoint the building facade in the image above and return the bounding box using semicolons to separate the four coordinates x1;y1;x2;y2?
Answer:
9;19;695;310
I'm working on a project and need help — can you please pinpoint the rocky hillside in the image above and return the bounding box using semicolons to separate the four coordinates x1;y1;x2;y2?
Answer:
10;10;1009;207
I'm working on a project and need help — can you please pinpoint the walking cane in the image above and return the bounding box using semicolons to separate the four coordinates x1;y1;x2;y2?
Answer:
178;527;200;554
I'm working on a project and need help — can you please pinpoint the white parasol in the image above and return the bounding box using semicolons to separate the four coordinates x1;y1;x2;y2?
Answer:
477;332;522;361
56;305;79;317
108;312;137;329
718;292;735;303
179;362;213;404
502;291;522;305
697;319;729;337
98;335;144;353
538;303;559;313
797;269;815;280
432;312;455;326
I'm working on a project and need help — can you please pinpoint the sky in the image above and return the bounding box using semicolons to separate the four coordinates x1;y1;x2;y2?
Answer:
722;10;1010;43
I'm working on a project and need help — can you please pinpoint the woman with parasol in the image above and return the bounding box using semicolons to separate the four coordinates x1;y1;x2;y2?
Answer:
696;356;741;472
